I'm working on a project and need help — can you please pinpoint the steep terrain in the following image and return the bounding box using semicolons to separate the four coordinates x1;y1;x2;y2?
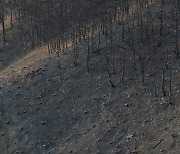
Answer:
0;39;179;154
0;0;180;154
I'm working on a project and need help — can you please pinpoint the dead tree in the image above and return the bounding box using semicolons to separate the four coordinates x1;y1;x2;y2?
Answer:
0;1;6;42
175;6;179;59
52;42;61;69
140;54;145;85
71;26;77;65
91;26;94;53
97;23;101;55
150;15;156;53
168;68;172;105
154;68;157;97
86;27;90;72
160;0;164;36
161;68;166;96
105;56;114;88
8;0;13;28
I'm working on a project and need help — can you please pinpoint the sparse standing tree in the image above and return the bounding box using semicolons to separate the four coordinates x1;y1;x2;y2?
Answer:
0;1;6;42
175;5;179;59
161;68;166;96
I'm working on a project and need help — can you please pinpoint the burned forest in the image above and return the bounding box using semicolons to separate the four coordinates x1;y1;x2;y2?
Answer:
0;0;180;153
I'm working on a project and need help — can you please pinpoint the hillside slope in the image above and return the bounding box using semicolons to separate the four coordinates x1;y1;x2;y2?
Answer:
0;0;180;154
0;35;180;154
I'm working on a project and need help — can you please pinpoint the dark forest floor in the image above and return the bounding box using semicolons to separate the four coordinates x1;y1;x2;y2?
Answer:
0;0;180;153
0;34;179;154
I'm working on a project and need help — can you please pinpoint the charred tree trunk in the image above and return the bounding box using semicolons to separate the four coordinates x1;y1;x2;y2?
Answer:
0;4;6;42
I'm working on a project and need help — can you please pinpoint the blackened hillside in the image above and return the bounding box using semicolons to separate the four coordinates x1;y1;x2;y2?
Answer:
0;0;180;153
